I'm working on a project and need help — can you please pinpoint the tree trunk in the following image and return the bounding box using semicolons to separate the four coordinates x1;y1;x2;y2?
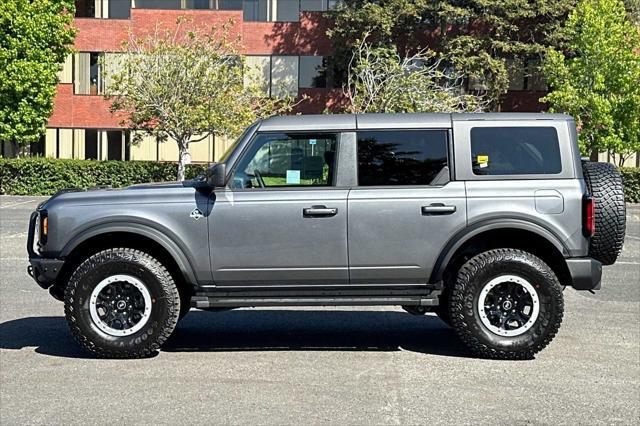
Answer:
177;141;189;182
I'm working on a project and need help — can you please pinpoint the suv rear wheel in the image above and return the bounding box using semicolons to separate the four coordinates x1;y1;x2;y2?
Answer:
449;249;564;359
64;248;180;358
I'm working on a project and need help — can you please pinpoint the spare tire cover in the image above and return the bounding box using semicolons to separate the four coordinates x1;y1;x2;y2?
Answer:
582;161;626;265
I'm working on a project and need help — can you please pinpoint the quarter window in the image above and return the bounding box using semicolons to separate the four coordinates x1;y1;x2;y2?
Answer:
357;130;449;186
470;127;561;175
233;133;337;189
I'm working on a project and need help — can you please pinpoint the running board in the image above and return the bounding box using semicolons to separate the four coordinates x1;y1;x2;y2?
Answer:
191;295;440;309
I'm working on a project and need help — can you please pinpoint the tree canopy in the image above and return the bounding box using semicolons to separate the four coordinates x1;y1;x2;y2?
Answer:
344;34;486;113
105;18;297;181
542;0;640;164
329;0;576;105
0;0;76;149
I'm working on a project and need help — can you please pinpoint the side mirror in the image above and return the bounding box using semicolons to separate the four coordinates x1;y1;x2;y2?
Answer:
207;163;227;188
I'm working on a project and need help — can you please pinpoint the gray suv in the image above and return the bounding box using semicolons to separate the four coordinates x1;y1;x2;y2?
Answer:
27;113;626;359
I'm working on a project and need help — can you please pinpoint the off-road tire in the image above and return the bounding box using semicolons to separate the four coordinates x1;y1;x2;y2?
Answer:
178;286;192;321
449;249;564;360
64;248;180;358
582;161;626;265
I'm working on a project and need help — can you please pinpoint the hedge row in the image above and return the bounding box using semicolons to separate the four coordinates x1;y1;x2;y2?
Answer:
1;157;639;202
0;157;206;196
620;167;640;203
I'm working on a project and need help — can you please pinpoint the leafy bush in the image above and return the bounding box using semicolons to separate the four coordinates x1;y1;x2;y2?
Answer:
0;157;207;196
620;167;640;203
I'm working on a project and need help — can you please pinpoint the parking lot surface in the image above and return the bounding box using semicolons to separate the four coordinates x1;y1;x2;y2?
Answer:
1;196;639;425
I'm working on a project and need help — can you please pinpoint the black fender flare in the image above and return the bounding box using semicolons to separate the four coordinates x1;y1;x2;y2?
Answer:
60;220;199;286
429;218;570;284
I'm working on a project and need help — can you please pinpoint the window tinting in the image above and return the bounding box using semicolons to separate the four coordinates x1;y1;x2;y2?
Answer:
470;127;561;175
219;0;243;9
233;133;337;189
357;130;448;186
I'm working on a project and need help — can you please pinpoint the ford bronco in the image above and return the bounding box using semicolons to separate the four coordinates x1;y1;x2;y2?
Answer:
27;113;626;359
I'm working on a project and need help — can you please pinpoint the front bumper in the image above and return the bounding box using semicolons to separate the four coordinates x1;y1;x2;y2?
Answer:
27;257;65;289
27;210;64;290
566;257;602;290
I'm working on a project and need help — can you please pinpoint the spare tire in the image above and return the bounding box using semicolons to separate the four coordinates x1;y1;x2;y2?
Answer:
582;161;626;265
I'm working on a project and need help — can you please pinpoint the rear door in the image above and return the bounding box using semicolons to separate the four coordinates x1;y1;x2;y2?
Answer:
347;129;467;284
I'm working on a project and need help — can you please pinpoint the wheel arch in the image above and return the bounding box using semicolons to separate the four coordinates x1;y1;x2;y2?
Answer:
430;220;572;287
58;224;198;294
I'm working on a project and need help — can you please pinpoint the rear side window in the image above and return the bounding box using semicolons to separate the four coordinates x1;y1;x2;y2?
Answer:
471;127;561;175
357;130;448;186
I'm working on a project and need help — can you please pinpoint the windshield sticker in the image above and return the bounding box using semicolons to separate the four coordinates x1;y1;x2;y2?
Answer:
477;155;489;168
286;170;301;184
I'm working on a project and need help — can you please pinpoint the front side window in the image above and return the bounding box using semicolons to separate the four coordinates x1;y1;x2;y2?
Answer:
233;133;337;189
470;127;561;175
357;130;449;186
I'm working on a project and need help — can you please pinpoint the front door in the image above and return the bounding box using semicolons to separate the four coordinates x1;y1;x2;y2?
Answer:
347;129;467;284
209;132;348;287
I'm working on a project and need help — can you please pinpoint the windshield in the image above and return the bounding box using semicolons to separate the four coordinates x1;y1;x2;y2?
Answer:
218;121;259;163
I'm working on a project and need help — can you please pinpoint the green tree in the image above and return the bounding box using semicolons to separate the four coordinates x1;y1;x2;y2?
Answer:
542;0;640;164
105;18;297;181
0;0;76;153
328;0;576;105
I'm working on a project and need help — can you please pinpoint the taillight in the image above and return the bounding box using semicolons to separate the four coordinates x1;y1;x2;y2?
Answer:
583;196;595;237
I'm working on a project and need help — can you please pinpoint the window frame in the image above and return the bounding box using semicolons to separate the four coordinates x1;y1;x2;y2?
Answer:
228;130;343;192
353;128;453;188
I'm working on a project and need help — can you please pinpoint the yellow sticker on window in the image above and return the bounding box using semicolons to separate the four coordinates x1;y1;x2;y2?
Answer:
477;155;489;168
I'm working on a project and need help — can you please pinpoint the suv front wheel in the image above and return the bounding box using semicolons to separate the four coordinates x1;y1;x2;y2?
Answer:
64;248;180;358
449;249;564;360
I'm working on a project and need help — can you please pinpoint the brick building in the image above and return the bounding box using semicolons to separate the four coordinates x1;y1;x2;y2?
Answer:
3;0;563;163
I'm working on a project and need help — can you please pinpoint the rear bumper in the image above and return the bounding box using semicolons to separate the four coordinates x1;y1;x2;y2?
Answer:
566;257;602;290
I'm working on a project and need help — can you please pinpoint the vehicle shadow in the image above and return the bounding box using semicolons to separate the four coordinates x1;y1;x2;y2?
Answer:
0;310;472;359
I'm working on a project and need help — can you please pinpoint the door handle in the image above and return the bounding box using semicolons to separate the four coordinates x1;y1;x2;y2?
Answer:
303;206;338;217
422;203;457;215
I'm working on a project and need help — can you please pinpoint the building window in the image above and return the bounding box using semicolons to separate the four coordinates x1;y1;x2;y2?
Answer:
74;53;103;95
299;56;326;88
506;58;525;91
30;136;46;157
276;0;300;21
243;0;269;21
186;0;212;8
218;0;243;9
85;130;99;160
110;0;132;18
300;0;339;11
136;0;181;9
244;55;299;97
75;0;96;17
526;59;547;91
75;1;131;19
107;131;125;160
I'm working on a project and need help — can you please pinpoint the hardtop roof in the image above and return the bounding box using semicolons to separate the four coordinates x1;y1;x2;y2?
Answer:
257;112;573;132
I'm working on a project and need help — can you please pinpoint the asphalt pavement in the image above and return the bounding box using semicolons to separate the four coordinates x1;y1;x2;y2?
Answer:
1;196;638;425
